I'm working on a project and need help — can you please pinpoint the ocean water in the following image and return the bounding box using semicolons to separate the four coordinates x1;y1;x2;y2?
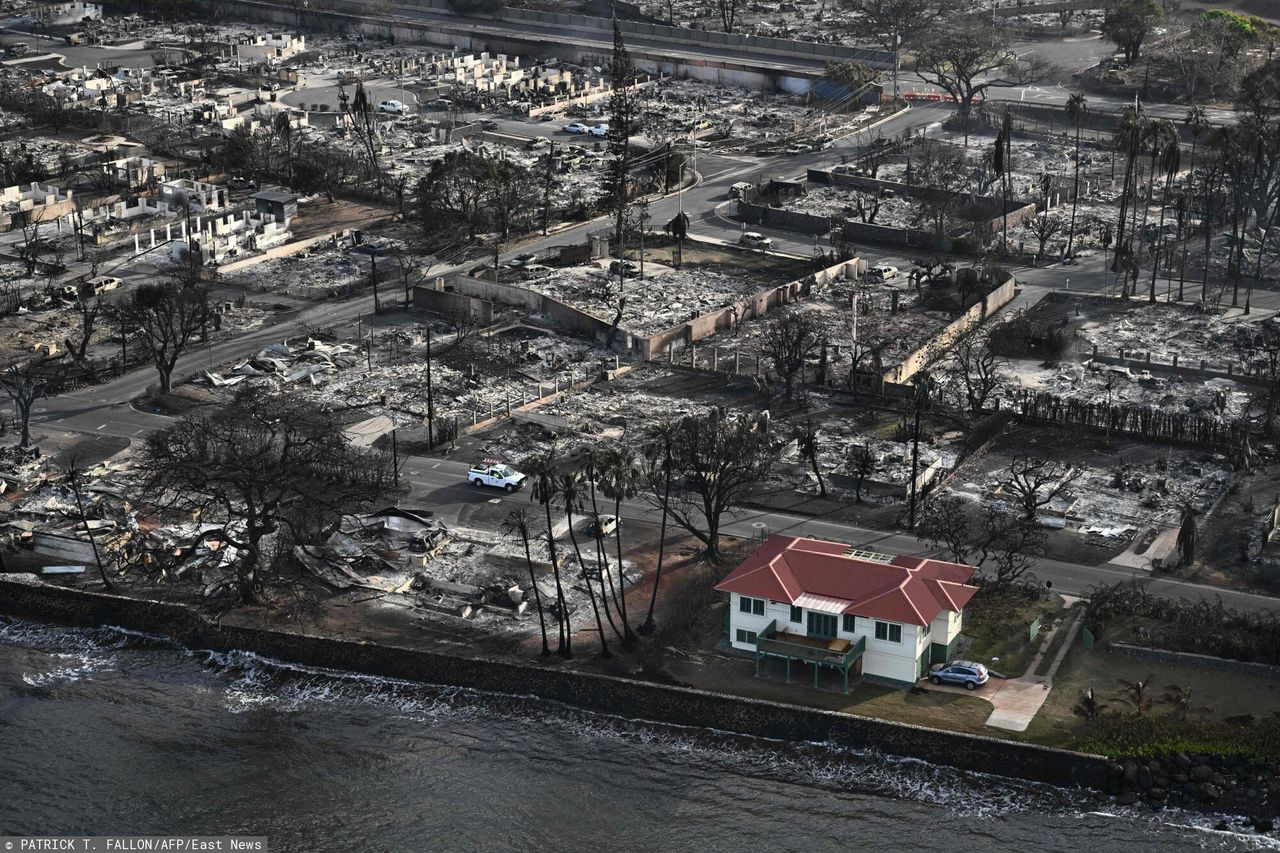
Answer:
0;617;1273;852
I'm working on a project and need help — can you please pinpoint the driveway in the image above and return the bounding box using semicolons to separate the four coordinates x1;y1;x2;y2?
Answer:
917;609;1085;733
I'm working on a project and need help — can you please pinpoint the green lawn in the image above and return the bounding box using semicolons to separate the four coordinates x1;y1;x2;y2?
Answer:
962;587;1065;678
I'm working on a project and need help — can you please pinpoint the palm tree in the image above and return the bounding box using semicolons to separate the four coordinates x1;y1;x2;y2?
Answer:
1111;106;1145;296
528;450;571;658
581;447;626;645
1064;93;1088;262
995;110;1013;256
640;422;675;635
559;471;612;659
501;508;550;657
1134;119;1177;299
598;439;641;645
1149;136;1181;303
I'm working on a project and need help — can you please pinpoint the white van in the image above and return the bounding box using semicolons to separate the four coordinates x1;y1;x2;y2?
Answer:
867;265;900;284
729;181;753;200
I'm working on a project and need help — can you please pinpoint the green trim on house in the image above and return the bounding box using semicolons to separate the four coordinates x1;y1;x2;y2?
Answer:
930;637;958;666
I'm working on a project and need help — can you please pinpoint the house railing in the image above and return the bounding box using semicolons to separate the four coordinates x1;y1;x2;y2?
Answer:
756;620;866;668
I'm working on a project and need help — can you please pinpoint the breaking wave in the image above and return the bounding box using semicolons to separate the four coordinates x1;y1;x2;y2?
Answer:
3;615;1279;843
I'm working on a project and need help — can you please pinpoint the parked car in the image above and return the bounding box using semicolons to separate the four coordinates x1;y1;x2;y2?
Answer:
227;176;258;191
785;143;814;155
866;264;899;283
378;99;407;114
728;181;753;200
563;122;590;134
468;461;527;492
589;123;610;137
831;164;860;176
929;660;990;690
740;231;772;250
608;259;640;277
85;275;122;295
479;119;499;131
526;136;550;150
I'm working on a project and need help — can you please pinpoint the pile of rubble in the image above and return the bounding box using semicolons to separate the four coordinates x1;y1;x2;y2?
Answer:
520;261;782;335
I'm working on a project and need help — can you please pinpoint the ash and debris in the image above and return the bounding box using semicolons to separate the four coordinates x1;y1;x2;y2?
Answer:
518;260;793;336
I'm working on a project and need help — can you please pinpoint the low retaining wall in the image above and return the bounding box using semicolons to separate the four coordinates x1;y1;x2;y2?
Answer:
1110;642;1280;681
883;276;1017;384
0;577;1107;790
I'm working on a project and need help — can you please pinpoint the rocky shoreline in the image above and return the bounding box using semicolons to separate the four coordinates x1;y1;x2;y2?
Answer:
1107;752;1279;826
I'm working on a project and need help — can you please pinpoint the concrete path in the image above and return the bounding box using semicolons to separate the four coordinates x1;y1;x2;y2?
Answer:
920;606;1085;733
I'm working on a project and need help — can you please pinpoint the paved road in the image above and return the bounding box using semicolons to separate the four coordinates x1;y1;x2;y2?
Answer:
16;19;1278;613
403;457;1280;614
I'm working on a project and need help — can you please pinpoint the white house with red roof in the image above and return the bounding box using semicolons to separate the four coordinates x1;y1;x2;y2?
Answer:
715;535;979;689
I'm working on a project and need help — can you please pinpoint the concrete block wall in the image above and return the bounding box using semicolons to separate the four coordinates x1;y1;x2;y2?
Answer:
0;577;1111;791
883;276;1017;384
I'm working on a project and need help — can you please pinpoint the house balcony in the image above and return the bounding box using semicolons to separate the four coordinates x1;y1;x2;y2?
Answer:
753;619;865;693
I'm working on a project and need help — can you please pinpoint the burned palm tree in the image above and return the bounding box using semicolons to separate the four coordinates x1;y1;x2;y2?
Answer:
1148;134;1181;303
1064;93;1088;262
501;508;550;657
581;447;626;645
640;421;676;635
1111;105;1146;296
527;450;571;658
598;440;642;645
1072;684;1108;721
559;470;612;659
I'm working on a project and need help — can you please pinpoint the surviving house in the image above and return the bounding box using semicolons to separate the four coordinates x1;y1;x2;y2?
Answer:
716;535;978;690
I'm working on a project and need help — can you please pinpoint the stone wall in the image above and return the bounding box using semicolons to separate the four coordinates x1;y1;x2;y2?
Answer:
882;276;1017;384
1110;643;1280;681
0;577;1108;790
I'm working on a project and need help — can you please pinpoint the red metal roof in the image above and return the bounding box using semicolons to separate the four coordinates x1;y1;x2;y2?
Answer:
714;535;978;626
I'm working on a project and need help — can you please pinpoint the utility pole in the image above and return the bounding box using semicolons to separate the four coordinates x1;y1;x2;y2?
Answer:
425;324;435;452
541;140;554;235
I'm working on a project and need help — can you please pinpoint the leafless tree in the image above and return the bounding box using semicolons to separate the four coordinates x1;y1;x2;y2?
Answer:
63;451;112;589
795;418;826;497
63;296;103;380
942;325;1006;419
1000;456;1081;521
137;386;395;604
761;310;821;399
641;409;774;561
916;496;1045;587
715;0;742;33
1024;212;1065;261
846;443;874;504
128;266;209;394
0;358;49;448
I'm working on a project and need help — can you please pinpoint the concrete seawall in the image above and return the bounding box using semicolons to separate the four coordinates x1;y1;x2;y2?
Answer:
0;577;1109;790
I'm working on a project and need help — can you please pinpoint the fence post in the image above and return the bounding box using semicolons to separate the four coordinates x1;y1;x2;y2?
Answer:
691;346;697;370
734;352;741;375
712;347;719;372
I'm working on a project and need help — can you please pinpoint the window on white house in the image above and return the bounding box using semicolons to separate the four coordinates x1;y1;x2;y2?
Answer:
738;596;764;616
790;605;803;623
842;614;856;633
874;621;902;643
735;629;758;645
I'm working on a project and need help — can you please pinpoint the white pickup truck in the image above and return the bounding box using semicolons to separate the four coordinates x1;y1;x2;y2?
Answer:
468;462;527;492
